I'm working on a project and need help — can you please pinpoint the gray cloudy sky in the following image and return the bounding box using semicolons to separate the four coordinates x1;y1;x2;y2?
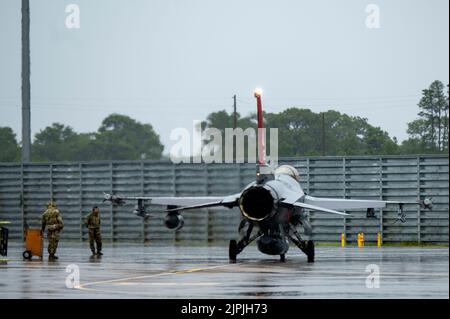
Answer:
0;0;448;154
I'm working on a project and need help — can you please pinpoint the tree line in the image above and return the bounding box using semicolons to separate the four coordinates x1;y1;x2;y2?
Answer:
0;114;164;162
0;80;448;162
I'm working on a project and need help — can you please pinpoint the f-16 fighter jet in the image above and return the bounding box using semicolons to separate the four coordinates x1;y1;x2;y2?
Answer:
104;89;432;263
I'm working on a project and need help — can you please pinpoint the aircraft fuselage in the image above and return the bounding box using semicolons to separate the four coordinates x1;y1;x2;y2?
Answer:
238;174;308;256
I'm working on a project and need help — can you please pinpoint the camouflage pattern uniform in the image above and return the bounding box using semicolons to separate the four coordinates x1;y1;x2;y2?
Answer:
41;201;64;259
84;210;102;255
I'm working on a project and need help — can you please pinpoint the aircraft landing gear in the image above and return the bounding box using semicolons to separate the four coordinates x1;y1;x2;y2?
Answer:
289;224;315;263
229;240;238;263
229;222;262;263
305;240;315;263
280;253;286;262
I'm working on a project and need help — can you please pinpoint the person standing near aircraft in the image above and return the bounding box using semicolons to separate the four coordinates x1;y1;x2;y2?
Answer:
41;201;64;260
84;206;102;256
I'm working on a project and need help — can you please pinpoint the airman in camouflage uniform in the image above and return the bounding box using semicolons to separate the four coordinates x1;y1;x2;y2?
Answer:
84;206;102;256
41;201;64;260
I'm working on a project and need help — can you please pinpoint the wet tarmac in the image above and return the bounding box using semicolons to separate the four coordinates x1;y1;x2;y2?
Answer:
0;243;448;299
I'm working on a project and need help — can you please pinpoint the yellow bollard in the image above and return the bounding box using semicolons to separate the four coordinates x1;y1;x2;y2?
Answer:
377;232;382;248
357;232;365;247
341;233;346;247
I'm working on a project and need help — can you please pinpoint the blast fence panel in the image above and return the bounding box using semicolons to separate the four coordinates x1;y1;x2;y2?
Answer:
0;155;447;243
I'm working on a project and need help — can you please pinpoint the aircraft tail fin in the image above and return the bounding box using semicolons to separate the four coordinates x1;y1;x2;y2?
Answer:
254;88;274;183
254;88;265;165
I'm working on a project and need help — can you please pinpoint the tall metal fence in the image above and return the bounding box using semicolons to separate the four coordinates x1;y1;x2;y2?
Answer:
0;155;448;243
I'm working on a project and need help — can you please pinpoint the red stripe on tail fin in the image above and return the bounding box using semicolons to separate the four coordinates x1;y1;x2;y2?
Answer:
254;88;265;165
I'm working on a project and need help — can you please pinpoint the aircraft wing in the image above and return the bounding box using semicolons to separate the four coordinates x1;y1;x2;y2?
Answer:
303;195;429;210
281;195;431;221
103;192;240;210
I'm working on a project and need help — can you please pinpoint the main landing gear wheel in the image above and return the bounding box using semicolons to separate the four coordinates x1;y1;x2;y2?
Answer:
280;254;286;262
229;240;237;263
306;240;315;263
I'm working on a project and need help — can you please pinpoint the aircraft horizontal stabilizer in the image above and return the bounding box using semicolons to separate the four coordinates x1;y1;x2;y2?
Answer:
165;201;229;212
292;202;350;216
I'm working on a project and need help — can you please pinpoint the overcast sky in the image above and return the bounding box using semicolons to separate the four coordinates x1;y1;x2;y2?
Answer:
0;0;448;154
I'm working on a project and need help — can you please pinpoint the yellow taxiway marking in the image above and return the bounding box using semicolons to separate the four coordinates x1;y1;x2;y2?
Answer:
77;264;234;292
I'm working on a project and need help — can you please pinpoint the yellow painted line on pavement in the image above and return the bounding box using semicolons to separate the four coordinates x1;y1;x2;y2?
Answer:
77;263;235;291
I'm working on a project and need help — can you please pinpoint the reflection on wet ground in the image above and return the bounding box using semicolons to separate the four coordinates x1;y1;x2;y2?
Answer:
0;243;448;298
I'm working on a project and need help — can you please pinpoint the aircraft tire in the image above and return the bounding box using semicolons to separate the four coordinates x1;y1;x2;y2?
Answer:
280;254;286;262
229;240;237;262
306;240;315;263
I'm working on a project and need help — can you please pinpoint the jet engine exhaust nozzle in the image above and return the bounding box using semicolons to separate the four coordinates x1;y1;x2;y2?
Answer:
239;186;275;221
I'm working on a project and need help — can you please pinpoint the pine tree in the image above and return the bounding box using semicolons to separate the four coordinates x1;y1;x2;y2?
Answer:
443;85;449;152
405;80;448;153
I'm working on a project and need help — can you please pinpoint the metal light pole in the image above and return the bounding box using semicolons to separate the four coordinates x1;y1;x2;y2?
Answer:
21;0;31;162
